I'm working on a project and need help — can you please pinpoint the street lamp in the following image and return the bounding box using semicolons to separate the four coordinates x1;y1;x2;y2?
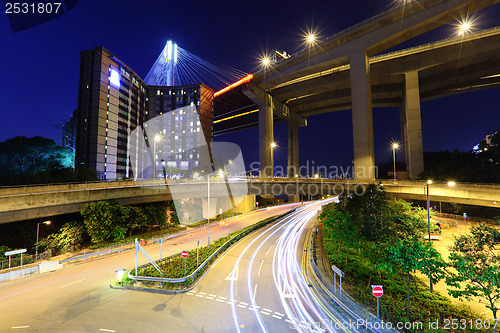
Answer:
392;143;399;181
36;220;51;261
116;269;126;285
270;141;277;178
426;179;456;293
425;180;433;292
153;134;162;179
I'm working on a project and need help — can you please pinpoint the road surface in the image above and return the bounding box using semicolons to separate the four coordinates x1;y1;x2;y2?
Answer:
0;201;357;332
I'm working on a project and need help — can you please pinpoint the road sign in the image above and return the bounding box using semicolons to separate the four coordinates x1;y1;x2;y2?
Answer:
372;285;383;298
181;250;188;258
5;249;27;256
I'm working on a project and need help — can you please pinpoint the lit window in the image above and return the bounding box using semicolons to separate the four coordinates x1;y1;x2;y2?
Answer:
109;69;120;88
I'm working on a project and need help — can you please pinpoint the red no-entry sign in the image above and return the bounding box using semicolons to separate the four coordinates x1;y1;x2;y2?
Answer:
372;285;383;298
182;250;188;258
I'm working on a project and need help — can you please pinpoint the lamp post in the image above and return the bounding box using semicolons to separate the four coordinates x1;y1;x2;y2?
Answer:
270;141;277;179
207;174;210;246
392;143;399;181
426;180;457;293
36;220;51;261
153;134;162;179
425;180;433;292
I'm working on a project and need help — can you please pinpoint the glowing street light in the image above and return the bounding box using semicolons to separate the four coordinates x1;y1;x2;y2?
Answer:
218;169;224;178
447;181;456;187
36;220;51;261
270;142;277;149
262;57;270;67
391;142;400;181
116;269;126;284
456;17;475;37
306;33;316;44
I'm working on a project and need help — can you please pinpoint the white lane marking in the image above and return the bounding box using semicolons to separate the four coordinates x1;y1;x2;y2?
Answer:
209;294;216;297
205;296;214;300
263;308;272;312
59;278;86;288
252;284;258;301
100;329;116;332
237;304;246;309
272;315;282;319
11;326;29;329
265;245;274;255
260;311;271;315
257;260;264;276
225;266;239;281
274;311;285;316
216;299;225;303
218;296;226;300
227;301;236;305
199;292;206;295
285;319;291;323
195;294;204;298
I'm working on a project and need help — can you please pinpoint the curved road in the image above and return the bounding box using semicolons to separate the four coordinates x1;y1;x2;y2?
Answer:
0;200;355;332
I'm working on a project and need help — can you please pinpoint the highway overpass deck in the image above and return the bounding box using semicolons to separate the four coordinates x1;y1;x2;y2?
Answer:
0;179;498;224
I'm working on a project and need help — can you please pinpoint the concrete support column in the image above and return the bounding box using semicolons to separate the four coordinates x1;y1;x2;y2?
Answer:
350;51;375;181
259;100;274;177
403;71;424;179
287;119;299;177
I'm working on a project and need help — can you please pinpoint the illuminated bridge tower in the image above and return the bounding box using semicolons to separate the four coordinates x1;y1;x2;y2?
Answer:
144;40;179;86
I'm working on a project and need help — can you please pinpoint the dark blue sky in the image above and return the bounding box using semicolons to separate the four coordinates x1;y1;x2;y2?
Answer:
1;0;499;171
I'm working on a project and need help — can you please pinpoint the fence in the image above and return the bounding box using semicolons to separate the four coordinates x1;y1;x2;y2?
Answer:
128;210;296;290
434;212;498;225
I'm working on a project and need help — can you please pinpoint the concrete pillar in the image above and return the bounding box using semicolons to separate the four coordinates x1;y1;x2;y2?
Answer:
259;100;274;177
350;51;375;181
287;119;299;177
403;71;424;179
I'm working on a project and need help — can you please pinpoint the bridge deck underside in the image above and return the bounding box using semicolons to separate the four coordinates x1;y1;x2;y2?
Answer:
213;28;500;134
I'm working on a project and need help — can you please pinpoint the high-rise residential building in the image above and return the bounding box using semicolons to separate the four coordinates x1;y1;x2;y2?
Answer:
75;45;214;180
145;84;213;172
76;46;148;180
62;109;77;152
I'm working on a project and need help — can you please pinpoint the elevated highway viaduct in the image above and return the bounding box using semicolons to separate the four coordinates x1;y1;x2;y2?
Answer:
0;179;498;224
213;0;500;181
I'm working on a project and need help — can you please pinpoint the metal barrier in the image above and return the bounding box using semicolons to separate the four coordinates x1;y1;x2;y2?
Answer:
308;224;399;333
128;210;295;290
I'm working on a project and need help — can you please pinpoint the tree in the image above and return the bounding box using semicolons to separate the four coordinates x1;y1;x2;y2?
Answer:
336;184;426;244
446;224;500;333
0;136;76;185
40;221;86;253
377;238;447;316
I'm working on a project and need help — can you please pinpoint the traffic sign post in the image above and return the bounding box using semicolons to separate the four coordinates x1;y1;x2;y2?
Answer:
4;249;27;269
331;265;345;302
182;250;188;277
371;285;383;320
196;241;199;267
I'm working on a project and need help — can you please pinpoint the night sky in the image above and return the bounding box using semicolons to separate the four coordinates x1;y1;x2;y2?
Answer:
1;0;499;172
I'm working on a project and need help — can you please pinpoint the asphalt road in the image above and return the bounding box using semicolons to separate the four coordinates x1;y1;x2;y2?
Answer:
0;201;341;333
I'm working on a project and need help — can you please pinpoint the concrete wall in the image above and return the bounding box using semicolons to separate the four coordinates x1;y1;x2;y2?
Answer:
0;266;38;283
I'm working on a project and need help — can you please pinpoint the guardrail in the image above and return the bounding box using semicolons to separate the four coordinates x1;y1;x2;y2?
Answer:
307;222;399;333
128;209;296;290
